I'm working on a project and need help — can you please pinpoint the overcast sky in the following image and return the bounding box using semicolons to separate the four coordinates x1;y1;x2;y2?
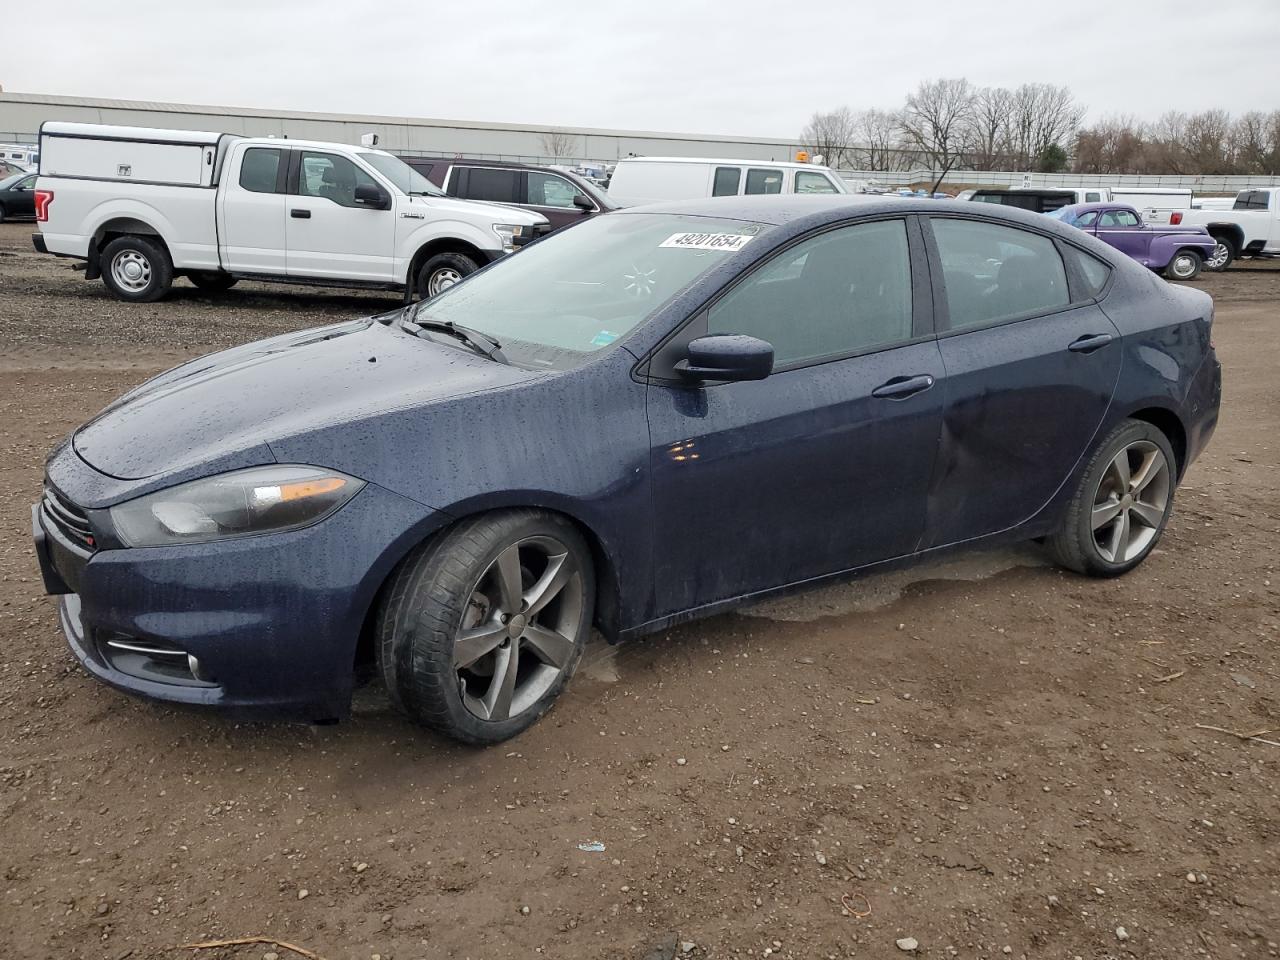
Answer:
4;0;1278;137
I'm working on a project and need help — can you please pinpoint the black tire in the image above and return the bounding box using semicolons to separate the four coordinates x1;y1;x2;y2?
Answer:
0;204;7;223
189;271;239;292
377;509;594;745
1047;419;1178;577
99;235;174;302
416;251;479;300
1163;249;1203;282
1206;235;1236;272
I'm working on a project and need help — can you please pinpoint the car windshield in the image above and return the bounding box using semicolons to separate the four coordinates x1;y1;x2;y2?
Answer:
359;152;445;197
414;213;770;370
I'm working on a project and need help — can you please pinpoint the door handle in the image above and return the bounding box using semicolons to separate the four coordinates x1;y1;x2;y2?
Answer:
290;208;312;219
1068;333;1115;353
871;374;935;400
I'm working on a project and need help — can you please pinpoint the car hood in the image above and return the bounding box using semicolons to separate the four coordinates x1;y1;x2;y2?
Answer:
407;194;548;226
72;317;538;481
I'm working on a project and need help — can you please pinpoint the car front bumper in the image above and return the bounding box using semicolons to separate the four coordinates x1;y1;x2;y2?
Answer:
33;475;442;720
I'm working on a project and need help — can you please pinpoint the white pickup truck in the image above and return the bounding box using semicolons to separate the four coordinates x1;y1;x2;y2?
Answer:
32;122;549;302
1170;187;1280;270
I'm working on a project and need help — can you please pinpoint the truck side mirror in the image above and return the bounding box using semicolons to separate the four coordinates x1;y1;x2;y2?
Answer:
354;184;390;209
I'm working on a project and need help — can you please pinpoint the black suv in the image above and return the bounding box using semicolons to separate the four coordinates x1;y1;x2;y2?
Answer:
400;158;617;232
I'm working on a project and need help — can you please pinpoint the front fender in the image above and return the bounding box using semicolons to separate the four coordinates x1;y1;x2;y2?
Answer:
1148;233;1214;267
396;218;501;269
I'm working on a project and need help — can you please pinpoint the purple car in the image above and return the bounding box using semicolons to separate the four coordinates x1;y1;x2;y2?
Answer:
1047;203;1215;281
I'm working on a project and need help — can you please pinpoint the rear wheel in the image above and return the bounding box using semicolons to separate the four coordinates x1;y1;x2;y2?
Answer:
189;271;238;293
1205;236;1236;272
377;510;594;744
1164;249;1202;281
100;235;173;302
1047;419;1176;577
416;252;480;300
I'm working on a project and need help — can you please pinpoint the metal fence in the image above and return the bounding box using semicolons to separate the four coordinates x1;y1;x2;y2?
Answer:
839;167;1280;193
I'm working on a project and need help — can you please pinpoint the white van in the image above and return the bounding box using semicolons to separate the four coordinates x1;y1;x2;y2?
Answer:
0;143;39;172
607;157;849;207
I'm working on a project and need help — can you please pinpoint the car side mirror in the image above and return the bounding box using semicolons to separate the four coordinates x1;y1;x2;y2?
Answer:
573;193;594;212
354;183;390;209
675;335;774;383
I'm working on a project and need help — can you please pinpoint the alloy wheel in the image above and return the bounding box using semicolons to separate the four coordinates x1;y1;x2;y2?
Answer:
453;535;584;722
1091;440;1171;564
110;250;153;293
1206;242;1230;270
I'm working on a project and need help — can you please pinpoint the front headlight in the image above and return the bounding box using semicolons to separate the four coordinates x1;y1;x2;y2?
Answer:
110;465;365;547
492;223;529;252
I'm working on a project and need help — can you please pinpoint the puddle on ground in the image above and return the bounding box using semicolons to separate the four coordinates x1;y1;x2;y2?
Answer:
741;544;1049;623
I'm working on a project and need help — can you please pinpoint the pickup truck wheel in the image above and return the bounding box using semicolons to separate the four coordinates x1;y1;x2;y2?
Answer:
1164;250;1202;281
189;271;239;293
101;235;173;302
376;509;594;745
417;252;479;300
1206;237;1235;272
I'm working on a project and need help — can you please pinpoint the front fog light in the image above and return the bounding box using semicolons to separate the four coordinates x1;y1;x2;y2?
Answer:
110;465;364;547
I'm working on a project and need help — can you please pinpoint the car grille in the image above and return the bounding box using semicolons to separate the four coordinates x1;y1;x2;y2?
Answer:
42;485;96;551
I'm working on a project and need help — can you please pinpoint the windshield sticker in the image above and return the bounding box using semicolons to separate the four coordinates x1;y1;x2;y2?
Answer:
590;330;620;347
660;232;755;253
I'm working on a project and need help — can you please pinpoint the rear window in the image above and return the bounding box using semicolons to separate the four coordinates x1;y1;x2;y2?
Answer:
453;167;519;203
1234;190;1270;210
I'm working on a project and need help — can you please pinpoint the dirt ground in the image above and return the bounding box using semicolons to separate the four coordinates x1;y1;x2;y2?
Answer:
1;220;1277;960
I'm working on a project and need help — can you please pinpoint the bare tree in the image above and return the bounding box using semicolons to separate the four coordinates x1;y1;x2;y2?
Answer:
967;86;1013;170
853;108;906;171
898;78;975;169
1004;83;1083;168
539;129;578;160
800;107;857;168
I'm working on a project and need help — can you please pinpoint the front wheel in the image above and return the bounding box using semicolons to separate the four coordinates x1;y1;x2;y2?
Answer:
1047;420;1177;577
100;235;174;302
1163;249;1203;281
1205;236;1235;272
416;252;480;300
377;510;594;745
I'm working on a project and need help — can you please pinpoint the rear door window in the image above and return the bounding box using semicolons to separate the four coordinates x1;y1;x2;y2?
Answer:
930;219;1070;331
452;167;519;203
239;147;283;193
712;166;741;197
744;168;784;195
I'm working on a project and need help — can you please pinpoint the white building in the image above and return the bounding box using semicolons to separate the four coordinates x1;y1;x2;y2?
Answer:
0;91;802;166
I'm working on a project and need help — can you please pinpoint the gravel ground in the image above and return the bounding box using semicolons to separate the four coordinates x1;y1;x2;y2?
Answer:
1;221;1278;960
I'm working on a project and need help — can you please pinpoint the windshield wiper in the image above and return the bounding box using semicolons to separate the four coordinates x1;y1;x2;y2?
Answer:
404;314;508;364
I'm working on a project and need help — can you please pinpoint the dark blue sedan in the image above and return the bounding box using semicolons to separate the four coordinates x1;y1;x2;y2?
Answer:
33;197;1221;744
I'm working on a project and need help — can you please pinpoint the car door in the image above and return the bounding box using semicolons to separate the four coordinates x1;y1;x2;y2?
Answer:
2;174;37;218
285;150;394;282
523;170;594;231
921;215;1121;548
218;146;288;274
1095;208;1151;263
644;216;945;617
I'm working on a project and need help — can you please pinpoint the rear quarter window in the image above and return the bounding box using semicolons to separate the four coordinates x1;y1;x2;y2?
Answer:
1063;246;1112;298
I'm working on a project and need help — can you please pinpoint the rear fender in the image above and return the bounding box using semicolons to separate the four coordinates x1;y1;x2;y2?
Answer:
1148;234;1213;267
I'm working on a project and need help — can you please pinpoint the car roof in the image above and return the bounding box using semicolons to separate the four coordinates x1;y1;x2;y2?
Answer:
1060;201;1139;215
614;194;948;225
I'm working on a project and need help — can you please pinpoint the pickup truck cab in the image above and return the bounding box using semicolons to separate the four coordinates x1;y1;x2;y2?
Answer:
33;122;549;302
1169;187;1280;270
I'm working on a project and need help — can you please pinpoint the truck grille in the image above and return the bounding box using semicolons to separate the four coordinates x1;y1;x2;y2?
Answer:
42;485;96;551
